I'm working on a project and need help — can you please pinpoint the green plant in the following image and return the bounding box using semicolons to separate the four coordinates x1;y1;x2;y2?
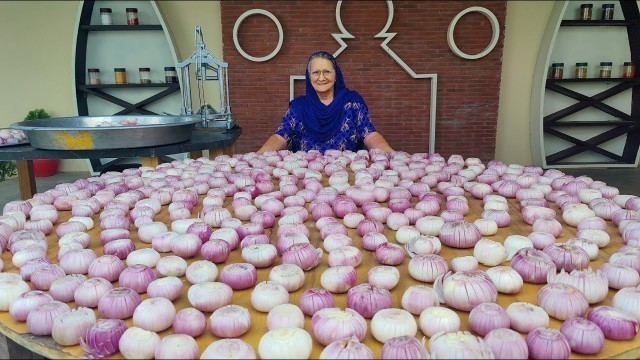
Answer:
24;108;50;121
0;161;16;182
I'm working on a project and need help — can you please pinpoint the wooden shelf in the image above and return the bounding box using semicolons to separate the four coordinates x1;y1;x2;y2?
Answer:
547;77;640;84
79;83;179;89
561;19;637;26
80;25;163;31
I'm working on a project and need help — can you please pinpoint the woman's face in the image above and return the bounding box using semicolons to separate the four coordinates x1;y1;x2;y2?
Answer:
309;58;336;96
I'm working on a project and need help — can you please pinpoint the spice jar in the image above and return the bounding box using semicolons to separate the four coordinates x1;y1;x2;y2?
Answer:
579;4;593;20
139;68;151;84
601;4;615;20
550;63;564;80
165;67;178;83
126;8;139;25
100;8;112;25
599;62;612;78
114;68;127;84
623;62;636;78
575;62;588;79
87;68;101;85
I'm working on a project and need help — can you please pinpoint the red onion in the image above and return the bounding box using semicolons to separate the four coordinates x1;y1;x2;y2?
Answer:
80;319;127;358
527;231;556;250
375;242;405;266
525;328;571;360
311;307;367;346
220;263;258;290
100;228;130;245
484;328;529;359
282;243;322;271
88;255;125;282
434;270;497;311
210;304;252;338
201;238;231;263
9;291;53;322
49;274;86;302
31;264;66;290
74;277;114;308
119;264;156;293
408;254;448;282
543;243;590;272
510;247;556;283
600;262;640;289
587;305;639;340
547;268;608;304
172;307;206;337
19;257;51;281
98;287;141;319
362;232;388;251
439;221;482;248
299;288;335;316
103;238;135;259
346;283;392;319
381;336;430;359
320;337;374;359
559;317;604;355
468;302;510;336
26;301;71;336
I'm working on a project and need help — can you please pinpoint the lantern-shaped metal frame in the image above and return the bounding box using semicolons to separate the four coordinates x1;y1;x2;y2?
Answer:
178;26;235;129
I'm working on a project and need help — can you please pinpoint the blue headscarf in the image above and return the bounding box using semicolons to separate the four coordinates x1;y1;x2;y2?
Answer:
290;51;364;142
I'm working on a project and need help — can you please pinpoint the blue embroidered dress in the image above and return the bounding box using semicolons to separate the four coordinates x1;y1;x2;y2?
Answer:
275;101;376;152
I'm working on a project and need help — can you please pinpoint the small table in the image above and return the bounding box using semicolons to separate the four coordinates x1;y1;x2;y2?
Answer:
0;127;242;200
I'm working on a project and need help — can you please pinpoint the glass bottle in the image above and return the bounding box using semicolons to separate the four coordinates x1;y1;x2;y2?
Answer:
601;4;615;20
550;63;564;80
114;68;127;84
579;4;593;20
599;62;612;78
100;8;112;25
165;67;178;83
575;62;588;79
139;67;151;84
87;68;101;85
126;8;139;25
623;62;636;78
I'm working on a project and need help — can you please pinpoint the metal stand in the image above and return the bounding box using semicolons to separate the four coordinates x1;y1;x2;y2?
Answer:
178;26;235;130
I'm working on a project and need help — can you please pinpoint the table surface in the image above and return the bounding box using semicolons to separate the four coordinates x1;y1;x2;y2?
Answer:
0;127;241;160
0;169;639;359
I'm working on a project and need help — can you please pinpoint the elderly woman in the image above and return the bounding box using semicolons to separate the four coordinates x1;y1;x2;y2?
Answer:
257;51;393;154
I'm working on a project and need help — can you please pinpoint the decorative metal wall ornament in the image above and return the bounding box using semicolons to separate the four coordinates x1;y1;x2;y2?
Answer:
447;6;500;60
233;9;284;62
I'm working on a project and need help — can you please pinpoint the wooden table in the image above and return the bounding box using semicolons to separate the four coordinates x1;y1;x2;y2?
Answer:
0;127;241;200
0;170;639;359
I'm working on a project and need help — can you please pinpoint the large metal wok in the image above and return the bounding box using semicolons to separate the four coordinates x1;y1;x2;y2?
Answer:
11;115;201;150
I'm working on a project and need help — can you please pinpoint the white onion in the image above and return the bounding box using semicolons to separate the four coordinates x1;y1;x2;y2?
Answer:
419;306;460;337
258;327;313;359
369;308;417;344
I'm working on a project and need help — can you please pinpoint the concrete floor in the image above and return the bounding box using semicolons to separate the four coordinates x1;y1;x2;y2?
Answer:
0;166;637;358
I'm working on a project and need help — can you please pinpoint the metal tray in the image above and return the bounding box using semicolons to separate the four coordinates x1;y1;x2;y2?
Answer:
11;115;201;150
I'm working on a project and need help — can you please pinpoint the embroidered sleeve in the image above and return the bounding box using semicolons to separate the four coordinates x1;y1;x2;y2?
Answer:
275;106;298;144
354;102;376;139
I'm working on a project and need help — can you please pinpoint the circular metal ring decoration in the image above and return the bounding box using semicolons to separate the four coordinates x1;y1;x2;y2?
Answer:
447;6;500;60
233;9;284;62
